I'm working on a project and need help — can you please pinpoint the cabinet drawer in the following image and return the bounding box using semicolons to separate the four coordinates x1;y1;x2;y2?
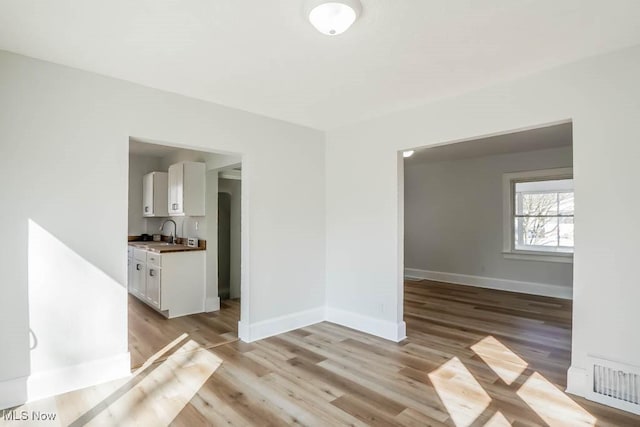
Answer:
147;252;162;266
134;248;147;262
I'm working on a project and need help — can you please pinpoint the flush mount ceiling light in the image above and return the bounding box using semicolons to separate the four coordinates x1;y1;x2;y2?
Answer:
403;150;415;158
306;0;362;36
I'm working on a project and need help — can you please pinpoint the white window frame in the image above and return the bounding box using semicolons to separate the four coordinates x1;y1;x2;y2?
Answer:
502;167;574;263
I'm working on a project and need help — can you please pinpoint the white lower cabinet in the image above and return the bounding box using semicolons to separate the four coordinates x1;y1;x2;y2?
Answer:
127;247;205;318
132;249;147;298
146;263;161;309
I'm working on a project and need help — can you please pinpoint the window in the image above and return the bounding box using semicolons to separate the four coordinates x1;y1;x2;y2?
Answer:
503;168;573;263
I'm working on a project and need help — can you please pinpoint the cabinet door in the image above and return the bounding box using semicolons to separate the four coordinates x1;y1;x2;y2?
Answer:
132;260;146;298
168;163;183;215
146;266;161;309
143;173;154;216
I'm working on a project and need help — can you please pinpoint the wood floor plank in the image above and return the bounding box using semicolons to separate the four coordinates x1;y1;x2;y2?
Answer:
285;356;407;416
318;358;450;423
331;394;406;427
259;372;367;427
202;366;294;426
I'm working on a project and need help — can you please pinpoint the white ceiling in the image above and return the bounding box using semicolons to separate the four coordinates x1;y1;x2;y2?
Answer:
405;122;572;164
1;1;640;130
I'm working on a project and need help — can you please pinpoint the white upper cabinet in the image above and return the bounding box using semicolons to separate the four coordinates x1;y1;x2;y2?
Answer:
168;162;206;216
142;172;168;217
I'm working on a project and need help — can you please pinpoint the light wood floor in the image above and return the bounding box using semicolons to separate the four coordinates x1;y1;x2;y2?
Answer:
128;296;240;369
5;281;640;426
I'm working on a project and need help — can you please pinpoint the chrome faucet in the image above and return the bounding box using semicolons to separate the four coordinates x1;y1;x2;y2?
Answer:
159;219;178;244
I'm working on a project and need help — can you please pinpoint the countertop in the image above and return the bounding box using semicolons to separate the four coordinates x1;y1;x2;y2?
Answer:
128;241;206;254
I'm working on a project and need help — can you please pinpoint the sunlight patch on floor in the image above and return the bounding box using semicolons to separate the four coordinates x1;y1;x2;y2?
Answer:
428;356;491;427
484;410;511;426
471;335;528;385
517;372;597;427
84;339;222;426
133;333;189;374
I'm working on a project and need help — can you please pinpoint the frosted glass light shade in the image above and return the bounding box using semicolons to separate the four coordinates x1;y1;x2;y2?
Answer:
308;0;362;36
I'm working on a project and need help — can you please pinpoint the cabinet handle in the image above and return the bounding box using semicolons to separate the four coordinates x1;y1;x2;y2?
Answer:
149;269;155;277
172;203;178;210
136;264;142;271
144;206;149;212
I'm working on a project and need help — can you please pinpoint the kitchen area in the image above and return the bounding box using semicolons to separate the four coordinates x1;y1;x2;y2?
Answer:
127;139;242;322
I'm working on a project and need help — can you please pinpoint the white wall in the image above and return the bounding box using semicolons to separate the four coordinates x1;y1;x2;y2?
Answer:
326;45;640;402
0;49;325;408
219;178;242;299
405;146;573;296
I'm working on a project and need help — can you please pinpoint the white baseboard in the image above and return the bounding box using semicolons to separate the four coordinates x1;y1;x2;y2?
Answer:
26;352;131;405
205;296;221;312
238;306;407;344
239;307;325;343
325;307;407;342
237;320;249;342
566;365;588;397
405;268;572;299
0;375;28;410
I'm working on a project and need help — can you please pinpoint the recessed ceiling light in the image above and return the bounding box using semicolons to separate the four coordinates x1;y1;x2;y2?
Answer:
403;150;415;158
307;0;362;36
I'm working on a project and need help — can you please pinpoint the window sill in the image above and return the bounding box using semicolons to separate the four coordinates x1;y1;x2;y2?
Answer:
503;251;573;264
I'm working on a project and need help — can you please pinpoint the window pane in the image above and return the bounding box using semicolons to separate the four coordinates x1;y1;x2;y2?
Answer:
559;217;574;247
515;216;558;248
559;192;574;215
516;192;558;216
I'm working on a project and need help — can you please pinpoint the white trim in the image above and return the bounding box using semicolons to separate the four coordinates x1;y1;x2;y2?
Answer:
0;375;27;410
566;365;588;397
237;320;250;342
239;155;251;342
396;153;406;343
405;268;572;299
205;296;221;312
0;352;131;410
238;306;407;344
502;167;574;259
239;307;325;343
325;307;407;342
503;252;573;264
26;352;131;404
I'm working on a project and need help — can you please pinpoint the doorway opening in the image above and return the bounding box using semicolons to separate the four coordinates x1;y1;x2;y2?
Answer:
127;138;243;370
399;121;576;416
218;168;241;303
218;192;231;300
